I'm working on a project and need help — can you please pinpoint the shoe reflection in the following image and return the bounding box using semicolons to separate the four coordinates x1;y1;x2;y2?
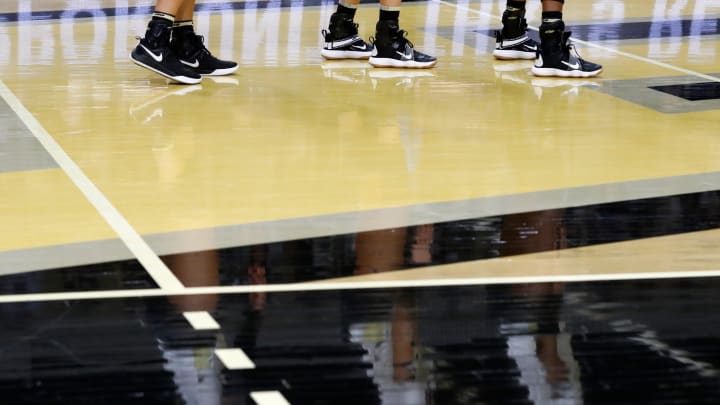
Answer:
351;226;432;403
321;60;369;83
158;242;269;405
500;210;579;402
531;77;602;100
153;210;577;404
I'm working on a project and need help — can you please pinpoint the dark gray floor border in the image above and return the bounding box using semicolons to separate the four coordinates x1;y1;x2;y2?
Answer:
594;73;720;114
0;96;57;173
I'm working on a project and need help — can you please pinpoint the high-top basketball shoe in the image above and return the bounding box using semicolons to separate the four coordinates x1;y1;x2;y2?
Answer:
171;30;239;76
532;21;602;78
321;13;374;60
493;7;538;60
130;19;202;84
368;20;436;68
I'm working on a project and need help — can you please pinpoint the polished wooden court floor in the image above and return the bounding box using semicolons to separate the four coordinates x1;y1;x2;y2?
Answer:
2;0;720;403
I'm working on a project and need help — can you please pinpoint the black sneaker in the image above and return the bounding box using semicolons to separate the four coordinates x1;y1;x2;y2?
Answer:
493;8;537;60
532;25;602;78
321;13;373;60
369;21;436;69
130;20;202;85
493;31;538;60
171;31;239;76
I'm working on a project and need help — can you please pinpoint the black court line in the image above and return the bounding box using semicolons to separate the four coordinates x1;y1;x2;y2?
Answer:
8;1;718;44
0;0;425;23
567;18;720;41
651;82;720;101
2;278;720;403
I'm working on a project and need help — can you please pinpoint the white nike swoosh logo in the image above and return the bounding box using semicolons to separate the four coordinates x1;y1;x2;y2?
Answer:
181;59;200;68
526;45;537;51
328;36;359;48
396;50;412;60
140;44;163;63
351;44;368;51
562;61;580;69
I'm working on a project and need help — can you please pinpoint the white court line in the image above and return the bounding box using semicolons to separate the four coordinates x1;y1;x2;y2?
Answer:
3;269;720;303
436;0;720;83
0;80;184;290
251;391;291;405
215;348;256;370
183;311;220;330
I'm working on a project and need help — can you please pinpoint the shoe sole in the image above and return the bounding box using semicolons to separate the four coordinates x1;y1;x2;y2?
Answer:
531;66;603;78
321;49;372;60
129;53;202;85
493;49;536;60
202;65;239;76
368;57;437;69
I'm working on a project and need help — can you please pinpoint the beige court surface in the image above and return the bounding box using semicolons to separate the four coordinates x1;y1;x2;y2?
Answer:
1;0;720;285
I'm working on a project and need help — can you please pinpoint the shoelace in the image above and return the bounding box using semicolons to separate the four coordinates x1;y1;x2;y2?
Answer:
349;21;359;35
137;25;172;47
189;34;211;56
397;30;414;49
562;32;586;62
370;29;414;49
322;21;359;44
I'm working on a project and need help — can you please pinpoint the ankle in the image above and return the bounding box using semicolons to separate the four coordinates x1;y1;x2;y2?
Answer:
375;19;400;42
507;0;526;11
539;18;564;44
172;20;194;37
501;4;527;38
379;6;400;23
336;0;358;18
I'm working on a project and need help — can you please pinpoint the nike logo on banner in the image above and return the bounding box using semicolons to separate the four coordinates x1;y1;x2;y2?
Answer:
181;59;200;68
562;60;580;70
140;45;163;63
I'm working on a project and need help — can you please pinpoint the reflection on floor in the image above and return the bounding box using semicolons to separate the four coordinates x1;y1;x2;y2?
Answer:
0;259;155;295
2;279;720;404
3;190;719;293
